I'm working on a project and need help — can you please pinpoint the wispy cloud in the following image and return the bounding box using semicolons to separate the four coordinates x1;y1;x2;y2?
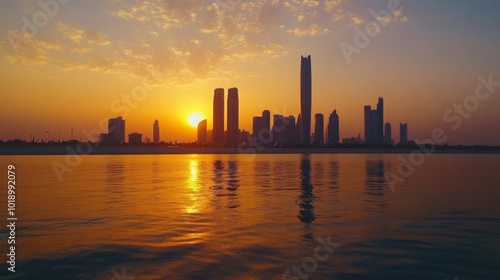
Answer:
112;0;203;30
348;13;364;25
372;9;409;24
57;22;111;46
0;0;409;85
288;24;330;36
71;47;92;54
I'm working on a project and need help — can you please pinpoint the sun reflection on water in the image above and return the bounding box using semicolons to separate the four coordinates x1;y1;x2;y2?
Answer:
185;158;203;214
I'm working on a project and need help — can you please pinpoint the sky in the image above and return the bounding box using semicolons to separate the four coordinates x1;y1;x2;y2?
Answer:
1;0;500;144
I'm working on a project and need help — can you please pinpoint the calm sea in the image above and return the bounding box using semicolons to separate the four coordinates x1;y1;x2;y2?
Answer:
1;154;499;280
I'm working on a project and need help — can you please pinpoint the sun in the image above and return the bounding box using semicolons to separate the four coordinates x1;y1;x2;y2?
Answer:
187;112;204;127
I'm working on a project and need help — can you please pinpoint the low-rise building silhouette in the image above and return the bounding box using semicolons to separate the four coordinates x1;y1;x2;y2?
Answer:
129;132;142;145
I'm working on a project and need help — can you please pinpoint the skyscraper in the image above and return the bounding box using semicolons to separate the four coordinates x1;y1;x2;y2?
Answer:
285;115;296;146
328;110;340;144
364;98;384;144
153;119;159;144
252;110;272;145
295;114;301;146
385;122;392;145
198;119;207;145
261;110;271;144
400;123;408;145
272;114;286;145
314;113;324;145
377;97;384;144
300;55;312;145
253;116;263;145
207;130;213;144
227;88;239;146
108;116;125;144
364;106;372;144
370;109;379;144
212;88;224;145
262;110;270;131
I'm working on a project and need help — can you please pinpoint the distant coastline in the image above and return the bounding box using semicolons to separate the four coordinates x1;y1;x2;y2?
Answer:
1;144;499;155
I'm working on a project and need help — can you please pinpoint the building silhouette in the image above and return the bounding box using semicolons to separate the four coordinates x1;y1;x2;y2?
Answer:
371;109;378;143
364;98;384;144
153;119;159;144
285;115;296;146
207;130;213;144
128;132;142;145
239;129;250;145
253;116;262;143
198;119;207;145
272;114;286;145
327;110;340;144
252;116;262;139
227;88;239;146
252;110;272;145
300;55;312;145
314;113;324;145
357;134;363;144
108;116;125;144
262;110;270;133
261;110;271;144
364;105;372;144
384;122;392;145
377;97;384;144
400;123;408;145
99;133;110;144
213;88;224;145
296;114;301;145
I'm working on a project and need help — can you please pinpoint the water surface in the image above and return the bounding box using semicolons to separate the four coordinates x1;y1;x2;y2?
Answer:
1;154;499;279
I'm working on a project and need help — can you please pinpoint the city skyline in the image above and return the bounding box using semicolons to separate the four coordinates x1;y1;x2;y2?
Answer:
1;1;500;145
0;48;494;146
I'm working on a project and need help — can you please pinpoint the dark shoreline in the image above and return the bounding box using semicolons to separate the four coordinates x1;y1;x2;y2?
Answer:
1;144;499;155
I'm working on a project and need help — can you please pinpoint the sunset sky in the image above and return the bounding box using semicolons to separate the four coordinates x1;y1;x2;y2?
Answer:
1;0;500;144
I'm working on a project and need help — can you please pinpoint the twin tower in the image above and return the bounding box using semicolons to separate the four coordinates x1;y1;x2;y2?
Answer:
211;87;239;146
